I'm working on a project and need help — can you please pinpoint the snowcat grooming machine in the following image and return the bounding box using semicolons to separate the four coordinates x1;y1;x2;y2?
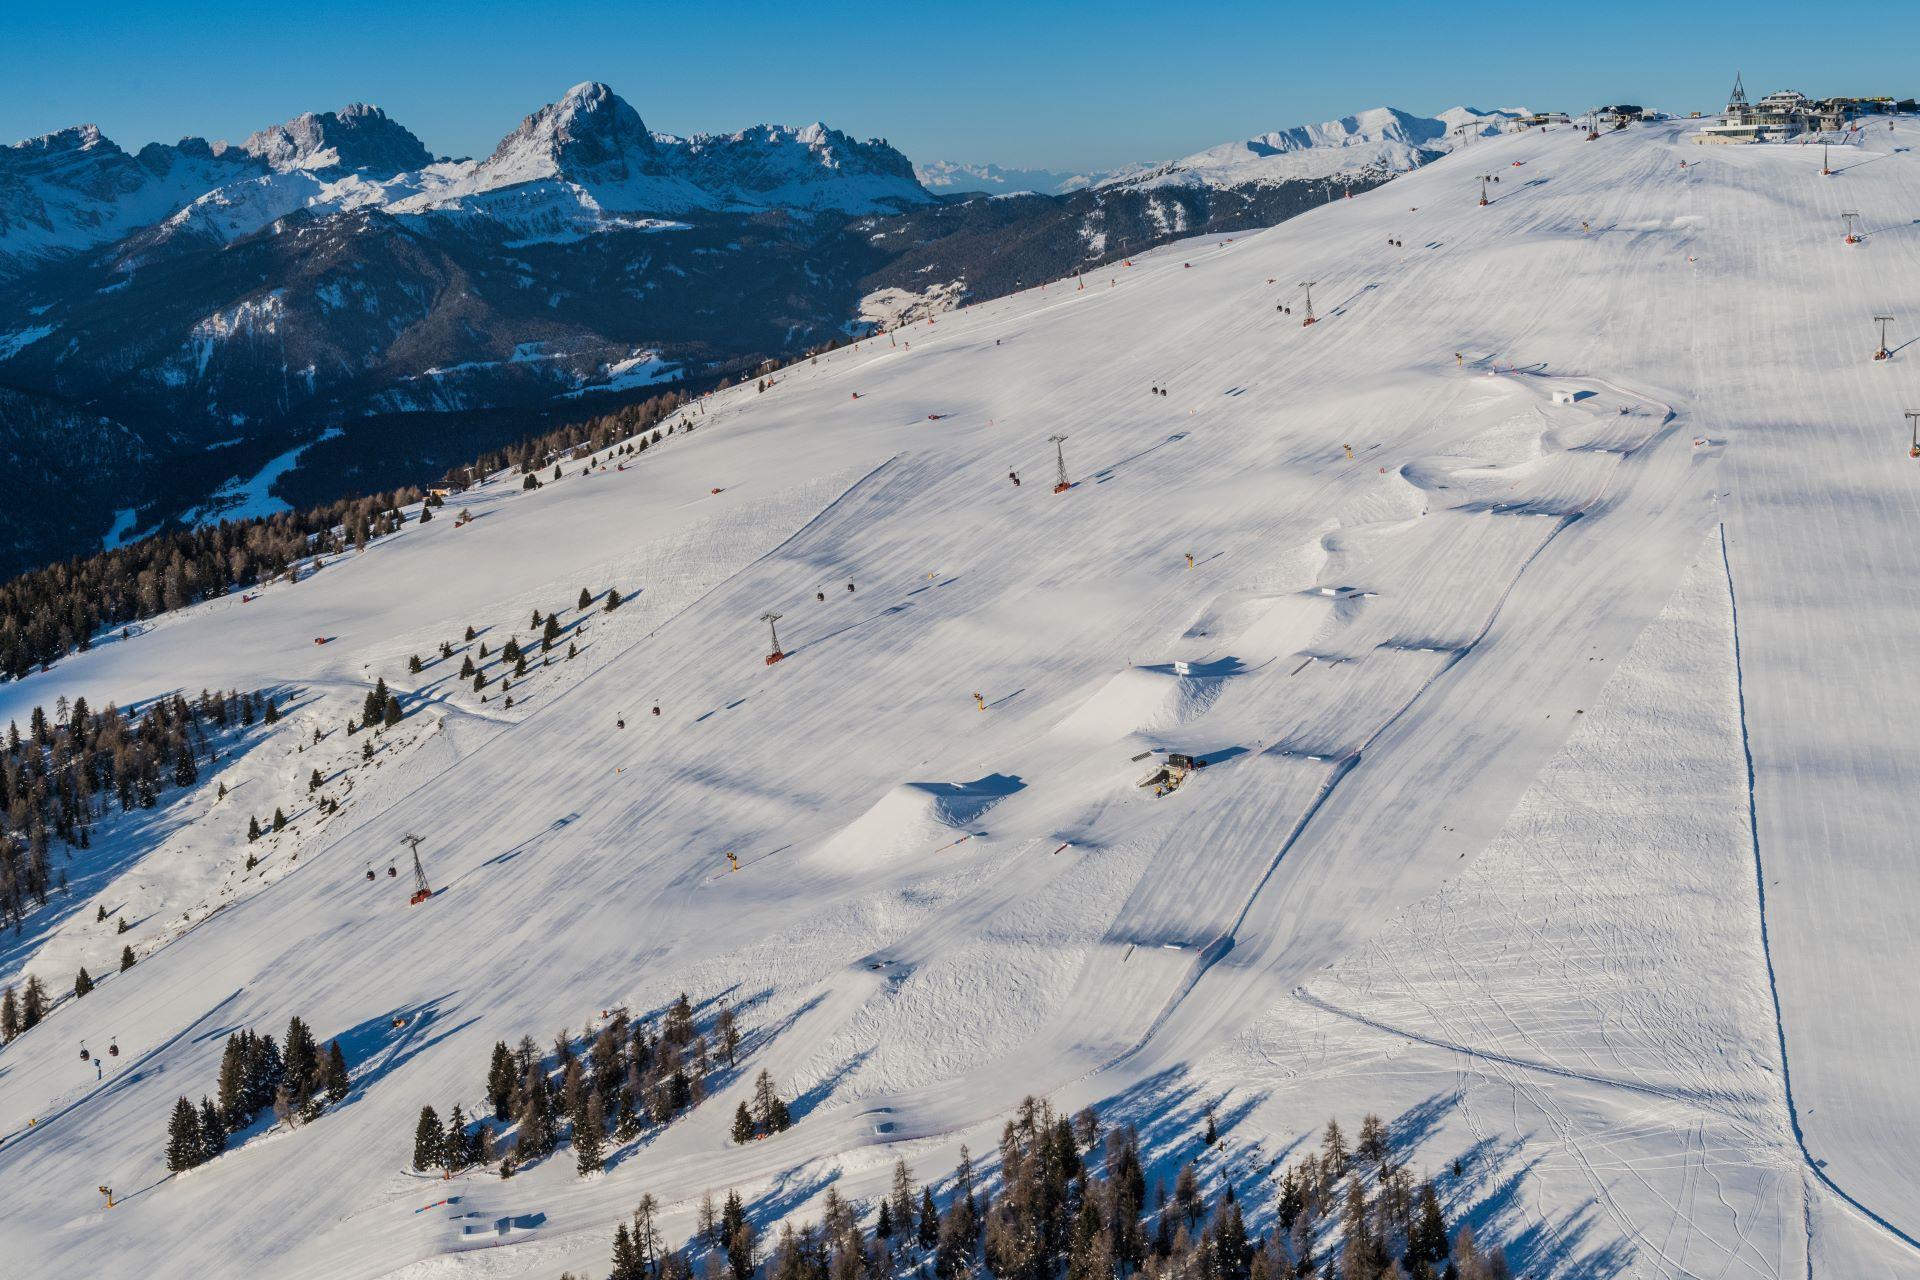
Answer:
1136;752;1207;796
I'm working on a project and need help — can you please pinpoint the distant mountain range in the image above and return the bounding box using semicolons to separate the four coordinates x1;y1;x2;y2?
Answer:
0;89;1520;577
914;161;1114;197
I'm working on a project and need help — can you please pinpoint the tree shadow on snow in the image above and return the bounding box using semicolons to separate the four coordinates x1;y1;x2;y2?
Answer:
331;994;477;1102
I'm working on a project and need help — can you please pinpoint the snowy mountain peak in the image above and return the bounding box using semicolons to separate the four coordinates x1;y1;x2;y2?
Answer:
237;102;433;176
1099;105;1524;194
12;122;112;156
412;83;927;221
481;80;659;186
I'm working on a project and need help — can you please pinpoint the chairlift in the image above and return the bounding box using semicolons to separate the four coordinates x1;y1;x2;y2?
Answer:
79;1043;91;1062
108;1038;120;1058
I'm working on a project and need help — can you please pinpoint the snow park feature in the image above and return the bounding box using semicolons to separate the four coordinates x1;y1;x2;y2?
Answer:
6;107;1920;1280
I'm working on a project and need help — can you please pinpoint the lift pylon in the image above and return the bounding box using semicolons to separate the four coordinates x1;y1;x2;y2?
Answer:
403;834;433;905
761;612;786;665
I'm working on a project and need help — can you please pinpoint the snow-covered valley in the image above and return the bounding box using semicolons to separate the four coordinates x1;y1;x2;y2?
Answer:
3;116;1919;1280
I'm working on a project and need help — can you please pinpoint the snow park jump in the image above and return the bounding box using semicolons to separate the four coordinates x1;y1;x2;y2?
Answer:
3;60;1920;1280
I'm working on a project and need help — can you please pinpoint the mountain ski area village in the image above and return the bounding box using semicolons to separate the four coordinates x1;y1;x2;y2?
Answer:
2;31;1919;1280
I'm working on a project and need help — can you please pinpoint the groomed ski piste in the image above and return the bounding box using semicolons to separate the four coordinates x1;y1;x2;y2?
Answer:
4;115;1920;1279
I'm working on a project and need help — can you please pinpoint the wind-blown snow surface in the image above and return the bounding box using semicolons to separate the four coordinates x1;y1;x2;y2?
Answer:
5;119;1920;1279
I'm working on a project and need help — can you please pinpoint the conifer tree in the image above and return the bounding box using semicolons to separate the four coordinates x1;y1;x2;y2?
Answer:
121;944;135;971
263;699;279;724
167;1096;204;1172
248;814;261;842
271;807;286;832
322;1041;351;1103
199;1096;227;1161
919;1188;940;1250
443;1104;470;1175
22;975;46;1029
633;1194;663;1276
409;655;423;674
723;1190;756;1280
517;1073;555;1160
889;1159;916;1242
362;679;389;727
486;1040;516;1120
731;1101;756;1144
0;986;16;1041
309;768;323;792
1320;1118;1349;1180
750;1069;781;1132
561;1056;587;1124
74;966;93;997
383;696;402;728
1356;1113;1389;1165
579;588;593;610
218;1035;250;1127
251;1034;284;1114
1408;1181;1449;1271
610;1222;643;1280
604;588;622;612
282;1016;318;1108
410;1106;443;1171
576;1093;607;1175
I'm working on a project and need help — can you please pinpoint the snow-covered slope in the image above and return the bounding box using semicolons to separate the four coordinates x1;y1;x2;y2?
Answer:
6;117;1920;1280
1100;106;1524;192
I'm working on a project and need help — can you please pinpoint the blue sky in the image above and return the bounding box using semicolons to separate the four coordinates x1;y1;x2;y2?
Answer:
3;1;1911;172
